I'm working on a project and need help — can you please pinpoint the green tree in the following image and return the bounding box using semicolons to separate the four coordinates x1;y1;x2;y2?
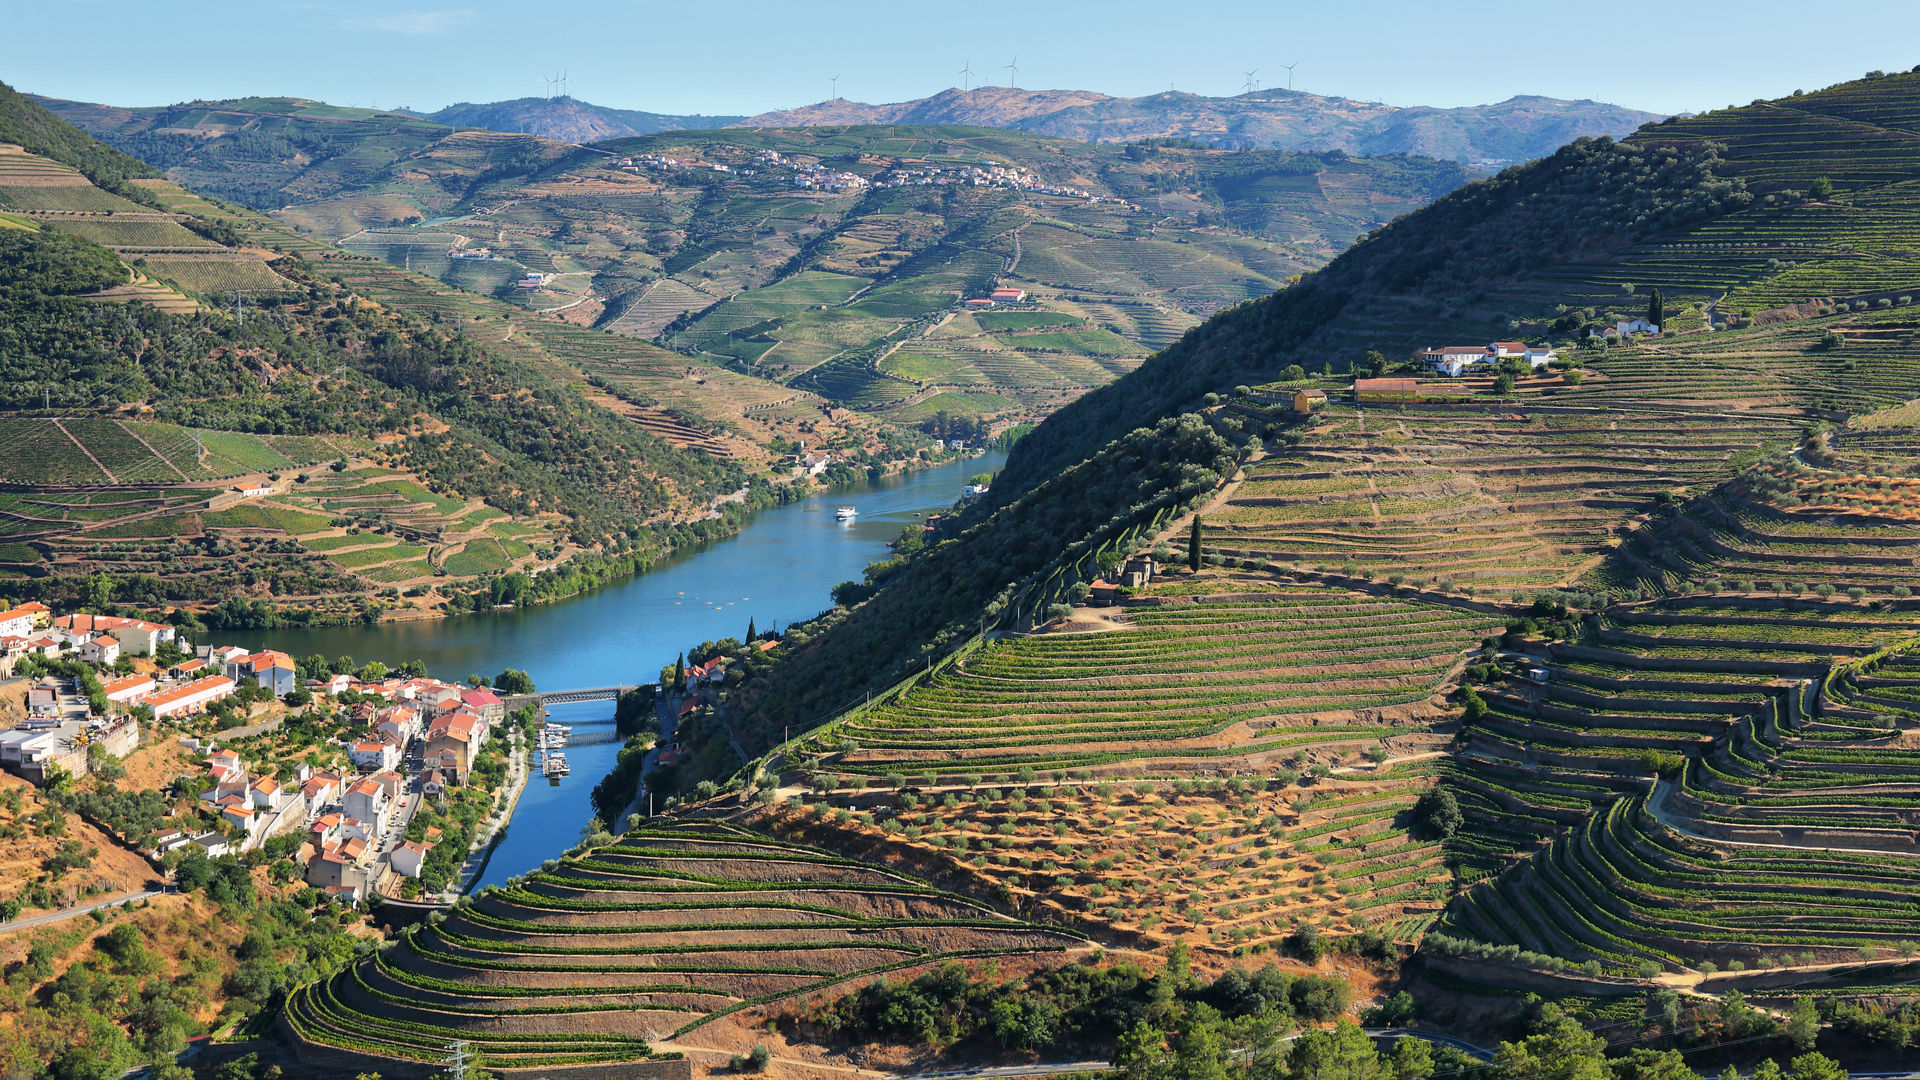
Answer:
1808;177;1835;200
672;653;687;693
1188;517;1203;572
1490;1005;1607;1080
494;668;535;695
1610;1048;1700;1080
746;617;757;642
1363;351;1389;377
1287;1020;1386;1079
1411;786;1463;839
1389;1037;1432;1080
1115;1020;1170;1080
1647;288;1664;328
1785;995;1820;1052
1786;1053;1845;1080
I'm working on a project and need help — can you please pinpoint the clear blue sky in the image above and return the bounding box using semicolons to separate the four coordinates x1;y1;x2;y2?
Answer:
13;0;1920;118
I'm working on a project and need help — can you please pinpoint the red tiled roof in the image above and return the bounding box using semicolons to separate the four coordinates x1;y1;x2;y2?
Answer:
144;675;236;709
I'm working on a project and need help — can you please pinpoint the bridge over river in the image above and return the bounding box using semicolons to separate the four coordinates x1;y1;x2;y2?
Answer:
503;684;647;710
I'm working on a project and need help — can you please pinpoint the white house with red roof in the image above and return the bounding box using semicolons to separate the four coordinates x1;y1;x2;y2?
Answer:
231;650;296;697
342;777;390;836
102;674;155;705
0;602;50;638
374;704;422;743
79;635;120;666
301;772;342;809
144;674;236;719
308;672;352;696
348;739;401;772
460;689;504;722
390;840;433;879
423;710;487;784
250;776;287;812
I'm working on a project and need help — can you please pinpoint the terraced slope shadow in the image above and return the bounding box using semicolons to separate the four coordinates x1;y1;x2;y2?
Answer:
284;821;1084;1077
1437;468;1920;991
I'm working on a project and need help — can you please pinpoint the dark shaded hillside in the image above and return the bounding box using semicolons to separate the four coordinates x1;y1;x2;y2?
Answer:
993;134;1751;497
725;414;1237;750
0;82;158;192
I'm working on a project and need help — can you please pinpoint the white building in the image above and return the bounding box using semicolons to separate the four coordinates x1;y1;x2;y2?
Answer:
143;675;237;720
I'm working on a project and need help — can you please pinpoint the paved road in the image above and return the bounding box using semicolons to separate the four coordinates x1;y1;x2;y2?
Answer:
901;1063;1111;1080
0;889;164;934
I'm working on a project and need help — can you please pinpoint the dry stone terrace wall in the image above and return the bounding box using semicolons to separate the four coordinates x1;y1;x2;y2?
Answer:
1203;407;1802;596
286;822;1081;1073
764;575;1501;955
1441;488;1920;983
764;391;1920;993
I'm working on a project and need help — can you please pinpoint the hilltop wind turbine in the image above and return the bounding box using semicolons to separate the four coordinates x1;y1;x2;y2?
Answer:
958;59;974;92
830;74;841;101
1242;68;1260;94
1281;60;1299;90
1004;56;1019;90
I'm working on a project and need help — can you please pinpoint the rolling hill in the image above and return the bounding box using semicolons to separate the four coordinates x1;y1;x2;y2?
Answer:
408;96;743;142
0;82;771;624
456;66;1920;1058
42;93;1488;438
738;86;1664;164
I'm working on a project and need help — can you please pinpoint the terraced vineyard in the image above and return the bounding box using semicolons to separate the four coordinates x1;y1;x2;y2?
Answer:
1435;451;1920;981
1204;408;1802;596
285;823;1082;1075
762;578;1500;952
0;144;295;299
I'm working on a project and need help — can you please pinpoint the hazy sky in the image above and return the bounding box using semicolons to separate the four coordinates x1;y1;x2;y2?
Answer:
13;0;1919;117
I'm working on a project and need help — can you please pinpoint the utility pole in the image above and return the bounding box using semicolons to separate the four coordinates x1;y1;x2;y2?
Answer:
440;1040;471;1080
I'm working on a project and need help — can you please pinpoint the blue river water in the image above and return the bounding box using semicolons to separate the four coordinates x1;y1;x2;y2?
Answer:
249;452;1002;886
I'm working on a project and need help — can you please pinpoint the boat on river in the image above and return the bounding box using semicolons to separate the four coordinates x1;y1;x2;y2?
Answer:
835;505;857;520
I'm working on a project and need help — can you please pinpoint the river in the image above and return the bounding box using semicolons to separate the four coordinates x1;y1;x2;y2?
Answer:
249;452;1002;887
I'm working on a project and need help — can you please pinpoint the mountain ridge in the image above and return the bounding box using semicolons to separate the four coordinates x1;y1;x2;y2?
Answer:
734;85;1664;163
405;95;743;143
94;83;1664;164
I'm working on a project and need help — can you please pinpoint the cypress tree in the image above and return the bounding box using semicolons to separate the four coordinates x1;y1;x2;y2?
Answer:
746;617;757;643
1648;288;1664;327
673;652;686;692
1188;516;1203;571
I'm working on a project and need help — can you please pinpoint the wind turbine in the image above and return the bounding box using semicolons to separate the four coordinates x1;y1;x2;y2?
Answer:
830;74;841;101
1242;68;1260;94
1004;56;1019;90
958;59;974;93
1281;60;1299;91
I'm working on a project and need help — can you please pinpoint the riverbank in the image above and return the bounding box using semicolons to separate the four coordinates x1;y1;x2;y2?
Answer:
152;450;997;636
444;726;532;899
243;451;1006;890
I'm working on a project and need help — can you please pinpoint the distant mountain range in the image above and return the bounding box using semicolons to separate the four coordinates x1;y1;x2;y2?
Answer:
379;86;1661;165
736;86;1663;164
403;97;742;143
